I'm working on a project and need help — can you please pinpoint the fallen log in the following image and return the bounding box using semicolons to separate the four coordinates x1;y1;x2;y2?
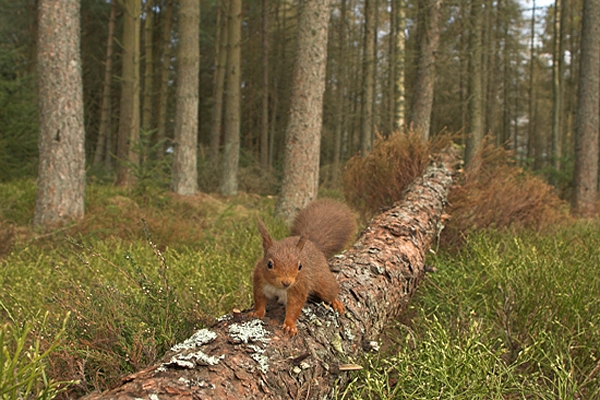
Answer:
83;148;459;400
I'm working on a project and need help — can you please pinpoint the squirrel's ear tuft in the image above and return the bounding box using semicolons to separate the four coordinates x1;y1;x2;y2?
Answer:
257;219;273;253
296;236;307;251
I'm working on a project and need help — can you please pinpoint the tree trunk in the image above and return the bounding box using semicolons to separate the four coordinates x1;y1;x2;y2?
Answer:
209;1;228;164
83;147;458;400
116;0;141;187
360;0;376;156
551;0;563;178
219;0;242;196
464;0;483;165
501;0;511;149
93;0;116;167
526;0;536;166
260;0;270;171
274;0;332;221
331;0;347;186
572;0;599;216
34;0;85;227
142;0;154;134
394;0;406;131
156;0;174;160
409;0;442;140
171;0;200;196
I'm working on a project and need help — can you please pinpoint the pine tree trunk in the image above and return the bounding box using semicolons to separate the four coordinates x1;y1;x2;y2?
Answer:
260;0;270;171
34;0;85;227
394;0;406;131
274;0;332;221
209;1;228;164
551;0;563;177
501;0;511;149
410;0;442;140
573;0;599;216
116;0;141;187
93;0;116;167
171;0;199;196
82;147;459;400
464;0;483;165
219;0;242;196
156;0;173;160
360;0;375;156
142;0;154;134
331;0;347;186
526;0;536;165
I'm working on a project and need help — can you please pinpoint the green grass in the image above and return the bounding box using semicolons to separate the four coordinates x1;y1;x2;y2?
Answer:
1;179;599;398
341;223;600;399
0;180;289;397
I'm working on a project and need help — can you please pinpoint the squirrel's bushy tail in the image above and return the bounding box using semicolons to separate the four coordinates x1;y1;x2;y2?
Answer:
290;199;356;258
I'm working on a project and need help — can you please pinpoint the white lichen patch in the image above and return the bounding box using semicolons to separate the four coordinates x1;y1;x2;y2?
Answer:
251;352;269;374
163;350;224;369
170;328;217;352
178;377;190;385
217;314;233;322
229;320;271;373
228;319;270;344
178;376;215;389
149;394;160;400
344;327;356;341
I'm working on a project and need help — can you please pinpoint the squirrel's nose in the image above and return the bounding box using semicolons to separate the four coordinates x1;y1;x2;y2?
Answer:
281;279;292;288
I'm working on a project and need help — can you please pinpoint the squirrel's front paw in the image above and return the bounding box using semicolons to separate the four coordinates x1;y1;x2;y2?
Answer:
249;309;266;319
332;299;344;314
282;321;298;336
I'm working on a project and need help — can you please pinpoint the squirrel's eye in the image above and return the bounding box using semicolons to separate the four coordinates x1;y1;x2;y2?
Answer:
298;262;303;271
267;260;274;269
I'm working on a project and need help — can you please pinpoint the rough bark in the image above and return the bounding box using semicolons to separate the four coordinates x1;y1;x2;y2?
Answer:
93;0;116;167
464;0;483;165
209;1;228;164
331;0;347;186
171;0;199;196
83;148;459;400
260;0;270;171
34;0;85;227
219;0;242;196
394;0;406;131
409;0;442;140
116;0;141;187
551;0;563;177
360;0;376;156
142;0;154;134
526;0;536;165
156;0;174;160
274;0;332;221
572;0;599;216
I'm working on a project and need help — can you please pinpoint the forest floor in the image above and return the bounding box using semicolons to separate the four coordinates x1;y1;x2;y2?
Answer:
0;179;599;399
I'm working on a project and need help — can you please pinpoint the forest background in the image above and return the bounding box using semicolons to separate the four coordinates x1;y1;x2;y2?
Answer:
1;0;600;398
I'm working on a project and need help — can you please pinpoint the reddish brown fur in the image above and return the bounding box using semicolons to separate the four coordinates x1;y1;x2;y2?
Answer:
290;198;356;258
251;199;355;336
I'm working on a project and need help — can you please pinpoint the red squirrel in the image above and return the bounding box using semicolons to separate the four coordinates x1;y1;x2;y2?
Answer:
250;199;356;335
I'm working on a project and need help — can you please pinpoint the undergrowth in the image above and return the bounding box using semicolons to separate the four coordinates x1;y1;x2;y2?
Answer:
343;131;454;220
343;133;568;246
340;223;600;399
0;182;287;397
0;134;591;398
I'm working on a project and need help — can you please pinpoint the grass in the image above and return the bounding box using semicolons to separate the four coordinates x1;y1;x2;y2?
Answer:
0;180;287;397
340;223;600;399
1;177;599;398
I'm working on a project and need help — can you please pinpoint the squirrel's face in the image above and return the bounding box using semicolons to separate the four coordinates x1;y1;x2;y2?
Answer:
262;249;303;289
257;218;306;289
